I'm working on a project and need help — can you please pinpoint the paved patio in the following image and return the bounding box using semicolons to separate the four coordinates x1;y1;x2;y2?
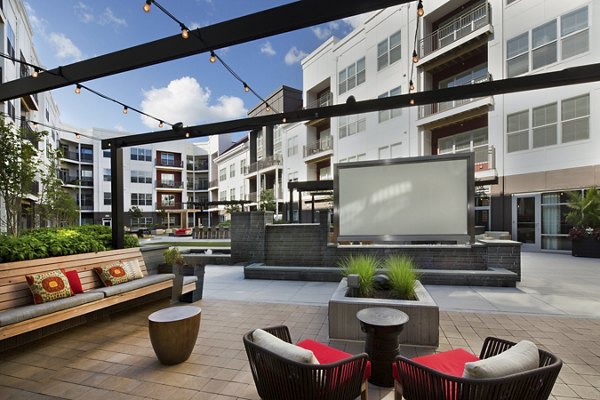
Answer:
1;251;599;399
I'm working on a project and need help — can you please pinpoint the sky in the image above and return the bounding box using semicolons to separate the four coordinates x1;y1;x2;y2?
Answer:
24;1;370;138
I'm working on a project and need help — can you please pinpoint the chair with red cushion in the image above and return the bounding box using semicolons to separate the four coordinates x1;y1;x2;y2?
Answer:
243;325;370;400
393;337;562;400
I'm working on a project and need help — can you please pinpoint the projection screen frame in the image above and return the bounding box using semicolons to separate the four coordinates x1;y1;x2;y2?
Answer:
333;153;475;244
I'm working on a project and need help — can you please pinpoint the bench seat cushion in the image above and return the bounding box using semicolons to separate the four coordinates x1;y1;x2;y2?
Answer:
183;276;198;285
0;292;104;327
90;273;175;297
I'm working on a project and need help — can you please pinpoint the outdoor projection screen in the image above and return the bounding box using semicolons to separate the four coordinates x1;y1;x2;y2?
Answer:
334;154;474;243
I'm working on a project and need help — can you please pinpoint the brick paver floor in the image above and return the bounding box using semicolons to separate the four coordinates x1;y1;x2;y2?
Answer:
1;298;599;399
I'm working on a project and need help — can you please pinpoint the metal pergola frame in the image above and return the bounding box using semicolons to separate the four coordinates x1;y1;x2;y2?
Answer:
2;1;599;248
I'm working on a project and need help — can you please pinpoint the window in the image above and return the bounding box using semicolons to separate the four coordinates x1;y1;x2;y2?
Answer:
377;30;401;71
161;152;175;166
288;171;298;182
104;192;111;206
6;22;15;60
131;170;152;184
256;131;264;157
532;103;557;148
287;136;298;157
506;0;518;4
561;94;589;143
220;190;227;201
140;217;153;226
507;111;529;153
103;150;111;158
131;148;151;161
7;101;15;121
532;21;557;70
274;126;282;155
240;159;246;174
219;168;227;181
131;193;152;206
161;173;175;187
541;191;576;250
161;194;175;206
507;33;529;77
240;185;245;199
378;86;402;122
80;147;93;162
338;57;366;95
561;7;589;59
338;114;366;138
229;164;235;178
103;168;111;182
230;188;236;201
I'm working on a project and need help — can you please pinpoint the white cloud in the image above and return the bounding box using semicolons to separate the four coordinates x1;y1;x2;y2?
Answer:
48;33;83;61
140;77;247;128
311;21;339;40
342;12;373;29
284;47;308;65
24;2;46;34
260;41;276;56
100;8;127;27
189;22;202;30
74;2;94;23
113;124;127;132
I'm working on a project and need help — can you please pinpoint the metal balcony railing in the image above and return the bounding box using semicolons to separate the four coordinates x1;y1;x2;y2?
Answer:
303;135;333;157
61;151;79;161
306;92;333;109
247;192;257;202
419;74;491;119
155;159;184;168
187;182;209;190
209;179;219;188
439;144;496;172
186;160;209;170
157;181;184;189
80;153;93;163
155;202;184;210
419;2;489;58
248;155;282;174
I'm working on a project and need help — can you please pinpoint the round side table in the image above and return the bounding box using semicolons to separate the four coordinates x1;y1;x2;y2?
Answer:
356;307;409;387
148;305;201;365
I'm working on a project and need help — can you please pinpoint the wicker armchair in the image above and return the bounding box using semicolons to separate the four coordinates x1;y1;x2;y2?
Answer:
243;325;370;400
394;336;562;400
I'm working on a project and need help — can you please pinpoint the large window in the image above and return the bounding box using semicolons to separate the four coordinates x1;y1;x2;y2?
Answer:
532;103;557;148
338;114;366;139
131;148;152;161
561;7;589;59
338;57;366;95
229;164;235;178
532;21;557;70
378;86;402;122
219;168;227;181
240;159;246;174
377;31;401;71
507;33;529;77
161;194;175;206
562;94;589;143
104;192;111;206
131;170;152;183
103;168;111;182
6;22;15;60
131;193;152;206
507;111;529;153
542;191;576;251
220;190;227;201
287;136;298;157
230;188;236;201
161;152;175;166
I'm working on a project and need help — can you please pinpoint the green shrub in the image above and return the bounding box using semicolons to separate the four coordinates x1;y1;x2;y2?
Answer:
163;247;184;265
385;255;419;300
339;255;380;297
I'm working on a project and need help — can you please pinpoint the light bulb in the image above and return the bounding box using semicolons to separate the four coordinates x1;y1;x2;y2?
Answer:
33;123;39;129
185;132;190;138
159;121;164;128
409;98;415;105
32;68;39;78
76;133;81;139
209;51;216;63
243;83;250;92
123;106;128;114
282;117;287;123
181;27;189;39
265;103;270;112
409;80;415;91
75;84;81;94
417;0;424;17
412;50;419;63
143;0;151;13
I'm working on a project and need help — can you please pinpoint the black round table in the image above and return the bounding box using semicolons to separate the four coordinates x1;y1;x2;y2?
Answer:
356;307;409;387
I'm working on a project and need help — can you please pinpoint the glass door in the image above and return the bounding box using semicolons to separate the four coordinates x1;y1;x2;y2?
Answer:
512;194;541;251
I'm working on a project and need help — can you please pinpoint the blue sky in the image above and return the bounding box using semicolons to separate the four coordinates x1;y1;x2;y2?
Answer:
25;1;367;136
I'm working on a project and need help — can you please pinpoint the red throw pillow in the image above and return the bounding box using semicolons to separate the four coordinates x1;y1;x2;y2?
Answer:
62;269;84;294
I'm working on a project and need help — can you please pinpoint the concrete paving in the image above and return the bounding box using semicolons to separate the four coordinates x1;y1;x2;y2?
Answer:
203;251;600;318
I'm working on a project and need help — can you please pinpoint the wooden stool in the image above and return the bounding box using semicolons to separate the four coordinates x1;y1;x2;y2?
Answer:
148;306;201;365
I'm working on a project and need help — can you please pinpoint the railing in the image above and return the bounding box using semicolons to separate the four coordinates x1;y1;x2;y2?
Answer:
155;159;184;168
419;74;491;119
306;92;333;109
186;160;209;170
20;121;39;147
187;182;209;190
155;202;183;210
303;135;333;157
247;192;257;202
80;178;94;186
156;181;184;189
419;2;489;58
80;153;93;163
248;155;282;174
439;144;495;171
61;151;79;161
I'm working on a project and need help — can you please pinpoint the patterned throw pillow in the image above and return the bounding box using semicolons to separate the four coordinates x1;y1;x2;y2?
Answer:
94;262;129;286
26;270;73;304
122;259;144;280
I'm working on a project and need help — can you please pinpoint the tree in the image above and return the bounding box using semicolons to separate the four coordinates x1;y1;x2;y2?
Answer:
259;189;276;212
129;206;143;227
0;116;44;235
157;208;167;227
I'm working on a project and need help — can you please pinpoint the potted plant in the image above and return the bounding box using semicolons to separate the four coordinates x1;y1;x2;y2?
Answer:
566;187;600;258
160;247;185;273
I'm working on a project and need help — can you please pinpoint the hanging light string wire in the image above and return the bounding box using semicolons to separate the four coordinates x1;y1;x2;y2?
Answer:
409;4;422;99
18;116;97;140
147;0;279;113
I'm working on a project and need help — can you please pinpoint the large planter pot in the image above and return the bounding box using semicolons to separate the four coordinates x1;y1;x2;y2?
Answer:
328;279;439;347
572;237;600;258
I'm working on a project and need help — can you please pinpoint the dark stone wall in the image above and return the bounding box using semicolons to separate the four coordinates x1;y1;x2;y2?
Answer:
231;212;274;263
484;242;522;279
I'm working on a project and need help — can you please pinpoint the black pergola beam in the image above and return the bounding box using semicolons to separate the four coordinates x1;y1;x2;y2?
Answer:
102;63;600;149
0;0;410;102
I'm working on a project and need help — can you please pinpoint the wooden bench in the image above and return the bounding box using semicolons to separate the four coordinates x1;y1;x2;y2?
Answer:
0;247;196;348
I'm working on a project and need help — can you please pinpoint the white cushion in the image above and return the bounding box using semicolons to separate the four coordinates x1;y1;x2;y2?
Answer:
463;340;539;379
253;329;319;365
122;259;144;280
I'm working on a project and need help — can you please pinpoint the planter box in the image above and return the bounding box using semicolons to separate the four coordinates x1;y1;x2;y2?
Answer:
572;237;600;258
329;279;439;347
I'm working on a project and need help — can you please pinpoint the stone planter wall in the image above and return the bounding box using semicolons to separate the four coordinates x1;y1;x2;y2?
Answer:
141;245;169;275
329;279;439;347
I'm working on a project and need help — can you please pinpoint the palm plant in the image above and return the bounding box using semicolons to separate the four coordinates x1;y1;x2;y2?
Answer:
566;187;600;240
339;255;380;297
385;255;419;300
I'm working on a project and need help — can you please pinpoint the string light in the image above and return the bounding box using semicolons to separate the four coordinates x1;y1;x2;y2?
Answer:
123;106;128;114
243;82;250;92
409;99;415;105
32;68;39;78
180;25;189;39
75;133;81;139
417;0;424;17
75;84;81;94
209;51;217;63
159;120;164;128
282;117;287;123
409;80;415;92
412;50;419;63
143;0;152;13
185;132;190;138
33;122;39;129
265;103;270;112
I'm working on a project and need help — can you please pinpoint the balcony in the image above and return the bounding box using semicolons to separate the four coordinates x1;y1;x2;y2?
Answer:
187;182;209;191
155;202;184;210
247;155;282;175
306;92;333;109
61;151;80;162
419;2;490;60
209;179;219;188
156;181;184;189
439;144;497;183
187;160;209;171
59;174;93;186
20;122;39;148
419;75;492;120
303;135;333;160
247;192;257;202
155;159;184;168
